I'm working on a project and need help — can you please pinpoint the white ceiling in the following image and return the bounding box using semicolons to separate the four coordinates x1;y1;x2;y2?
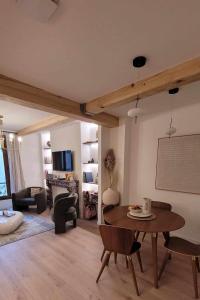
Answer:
0;0;200;106
0;0;199;130
0;99;54;131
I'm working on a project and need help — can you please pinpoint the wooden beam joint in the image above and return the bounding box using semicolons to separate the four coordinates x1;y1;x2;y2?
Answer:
0;74;119;128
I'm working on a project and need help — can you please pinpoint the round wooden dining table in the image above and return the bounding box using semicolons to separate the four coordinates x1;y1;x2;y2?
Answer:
103;205;185;289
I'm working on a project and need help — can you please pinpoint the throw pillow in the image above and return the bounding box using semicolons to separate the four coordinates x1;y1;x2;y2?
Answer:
30;187;41;197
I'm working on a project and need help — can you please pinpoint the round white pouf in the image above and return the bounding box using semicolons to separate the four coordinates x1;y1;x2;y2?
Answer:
102;188;120;205
0;211;24;235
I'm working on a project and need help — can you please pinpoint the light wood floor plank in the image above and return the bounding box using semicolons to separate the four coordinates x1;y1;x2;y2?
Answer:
0;227;198;300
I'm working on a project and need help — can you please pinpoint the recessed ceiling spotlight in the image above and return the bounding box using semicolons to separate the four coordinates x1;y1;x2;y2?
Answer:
132;56;147;68
168;87;179;95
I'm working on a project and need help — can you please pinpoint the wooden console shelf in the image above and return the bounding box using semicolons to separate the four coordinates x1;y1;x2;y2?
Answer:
47;178;79;190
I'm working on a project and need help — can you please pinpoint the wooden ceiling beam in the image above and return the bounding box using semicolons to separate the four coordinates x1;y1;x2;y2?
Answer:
85;57;200;114
17;115;70;136
0;74;118;128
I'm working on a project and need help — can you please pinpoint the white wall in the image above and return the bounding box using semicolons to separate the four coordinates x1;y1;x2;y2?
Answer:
100;118;131;206
20;133;43;187
128;102;200;243
51;121;81;176
50;121;82;200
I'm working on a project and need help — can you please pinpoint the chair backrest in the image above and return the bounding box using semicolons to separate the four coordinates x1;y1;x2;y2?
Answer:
54;193;78;210
151;201;172;211
54;193;70;203
165;236;200;257
103;205;114;225
53;195;76;220
99;225;135;255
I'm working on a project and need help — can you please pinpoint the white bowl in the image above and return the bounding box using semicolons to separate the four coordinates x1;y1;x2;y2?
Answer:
130;208;142;214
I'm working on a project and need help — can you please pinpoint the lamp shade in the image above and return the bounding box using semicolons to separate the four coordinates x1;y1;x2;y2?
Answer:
127;107;142;118
166;126;176;137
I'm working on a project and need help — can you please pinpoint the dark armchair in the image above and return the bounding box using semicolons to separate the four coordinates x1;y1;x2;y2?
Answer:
12;187;47;214
51;193;78;234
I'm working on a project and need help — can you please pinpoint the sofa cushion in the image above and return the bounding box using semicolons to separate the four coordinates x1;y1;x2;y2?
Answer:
131;241;141;254
30;188;41;197
65;206;77;219
50;206;77;222
50;207;54;221
67;206;76;214
16;197;36;206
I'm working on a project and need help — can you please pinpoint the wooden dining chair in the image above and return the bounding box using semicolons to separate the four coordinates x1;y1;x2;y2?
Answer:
96;225;143;296
101;205;116;262
159;236;200;299
136;201;172;242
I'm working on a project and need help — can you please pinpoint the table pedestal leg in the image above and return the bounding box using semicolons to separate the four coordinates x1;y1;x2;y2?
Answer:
163;231;170;242
151;232;158;288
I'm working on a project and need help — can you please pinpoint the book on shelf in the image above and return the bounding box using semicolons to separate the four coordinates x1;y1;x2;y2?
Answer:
83;172;93;183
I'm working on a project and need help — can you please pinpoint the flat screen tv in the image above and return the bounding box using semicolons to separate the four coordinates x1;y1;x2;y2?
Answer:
52;150;73;171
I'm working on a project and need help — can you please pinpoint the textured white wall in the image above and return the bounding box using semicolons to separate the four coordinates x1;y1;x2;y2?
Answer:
50;122;82;200
51;122;81;177
100;118;131;206
128;102;200;243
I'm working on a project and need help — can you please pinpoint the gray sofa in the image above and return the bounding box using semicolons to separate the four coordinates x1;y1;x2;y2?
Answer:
12;187;47;214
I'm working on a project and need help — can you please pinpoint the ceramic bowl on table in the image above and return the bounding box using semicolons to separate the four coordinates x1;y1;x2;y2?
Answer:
128;205;142;215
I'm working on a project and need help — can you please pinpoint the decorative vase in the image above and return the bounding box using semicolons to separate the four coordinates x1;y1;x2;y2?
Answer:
102;187;119;205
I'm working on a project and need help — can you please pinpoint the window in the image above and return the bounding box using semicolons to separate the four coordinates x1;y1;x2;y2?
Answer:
0;149;7;197
0;144;10;199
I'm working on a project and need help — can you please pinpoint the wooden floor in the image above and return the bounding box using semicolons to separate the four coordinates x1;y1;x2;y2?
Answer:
77;218;99;236
0;226;198;300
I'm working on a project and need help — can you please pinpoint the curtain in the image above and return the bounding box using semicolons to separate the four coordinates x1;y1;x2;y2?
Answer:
5;133;25;193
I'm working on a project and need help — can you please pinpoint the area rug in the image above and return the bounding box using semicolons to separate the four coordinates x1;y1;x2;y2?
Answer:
0;213;54;247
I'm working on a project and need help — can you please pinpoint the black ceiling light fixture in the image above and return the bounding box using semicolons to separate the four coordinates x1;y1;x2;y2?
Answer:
128;56;147;123
168;87;179;95
166;87;180;137
132;56;147;68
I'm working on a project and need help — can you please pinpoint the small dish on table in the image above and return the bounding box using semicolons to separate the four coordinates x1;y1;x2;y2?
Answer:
128;205;142;214
128;204;152;218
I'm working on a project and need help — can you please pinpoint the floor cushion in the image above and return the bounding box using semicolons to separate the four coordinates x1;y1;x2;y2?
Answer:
15;197;36;206
0;211;24;235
